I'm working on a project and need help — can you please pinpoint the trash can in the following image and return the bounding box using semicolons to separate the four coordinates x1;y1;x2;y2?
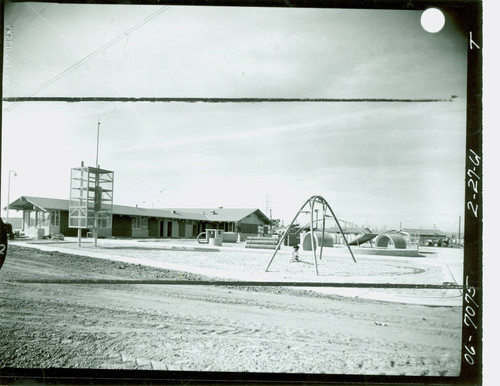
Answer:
36;228;45;240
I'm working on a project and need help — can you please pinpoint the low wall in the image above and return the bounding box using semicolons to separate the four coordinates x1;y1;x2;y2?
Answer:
237;233;265;242
132;229;149;238
245;236;279;250
222;232;238;243
26;226;48;239
350;246;421;257
86;228;112;238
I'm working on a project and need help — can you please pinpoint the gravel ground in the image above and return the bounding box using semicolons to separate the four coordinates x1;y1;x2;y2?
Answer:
0;244;462;377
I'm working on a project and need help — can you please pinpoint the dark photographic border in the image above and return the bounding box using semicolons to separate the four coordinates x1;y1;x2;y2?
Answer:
0;0;482;384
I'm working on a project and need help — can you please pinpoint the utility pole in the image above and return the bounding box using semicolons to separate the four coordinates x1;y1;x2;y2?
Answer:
458;215;461;246
7;170;17;223
263;194;273;234
263;194;272;218
96;119;100;167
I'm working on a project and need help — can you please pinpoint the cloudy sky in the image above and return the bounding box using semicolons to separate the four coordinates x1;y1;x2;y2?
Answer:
2;3;467;232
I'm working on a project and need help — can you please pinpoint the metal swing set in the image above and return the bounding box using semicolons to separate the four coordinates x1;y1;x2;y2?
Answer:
265;195;357;276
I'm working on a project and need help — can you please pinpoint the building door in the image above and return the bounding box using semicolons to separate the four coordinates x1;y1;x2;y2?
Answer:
112;216;132;238
167;221;172;237
148;218;158;238
159;221;165;237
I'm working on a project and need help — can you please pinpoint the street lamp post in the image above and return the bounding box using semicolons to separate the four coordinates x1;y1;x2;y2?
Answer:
7;170;17;223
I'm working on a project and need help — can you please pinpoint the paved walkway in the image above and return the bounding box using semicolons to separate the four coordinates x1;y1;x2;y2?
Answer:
11;238;463;307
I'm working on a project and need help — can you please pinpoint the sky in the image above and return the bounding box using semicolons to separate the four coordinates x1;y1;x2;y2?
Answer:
2;2;468;232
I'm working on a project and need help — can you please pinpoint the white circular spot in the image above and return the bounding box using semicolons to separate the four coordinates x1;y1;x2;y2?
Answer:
421;8;445;33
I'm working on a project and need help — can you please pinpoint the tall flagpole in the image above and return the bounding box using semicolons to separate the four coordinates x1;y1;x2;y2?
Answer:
96;119;100;168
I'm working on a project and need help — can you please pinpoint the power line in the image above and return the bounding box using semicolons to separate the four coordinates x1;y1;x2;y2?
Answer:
12;4;51;40
15;6;169;101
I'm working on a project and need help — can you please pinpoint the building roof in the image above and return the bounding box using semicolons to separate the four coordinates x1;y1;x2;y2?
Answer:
6;196;270;224
111;204;185;220
403;228;446;236
160;208;270;223
6;196;69;212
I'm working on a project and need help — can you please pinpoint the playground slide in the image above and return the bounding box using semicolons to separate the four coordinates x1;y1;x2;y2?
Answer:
348;233;378;246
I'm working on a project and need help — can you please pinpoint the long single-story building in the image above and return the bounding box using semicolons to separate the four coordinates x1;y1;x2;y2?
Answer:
401;228;448;245
6;196;271;240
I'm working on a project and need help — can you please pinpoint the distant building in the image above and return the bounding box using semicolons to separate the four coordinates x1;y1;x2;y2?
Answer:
402;228;448;245
6;196;271;240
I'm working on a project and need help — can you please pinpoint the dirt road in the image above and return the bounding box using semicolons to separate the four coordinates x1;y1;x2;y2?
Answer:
0;246;461;375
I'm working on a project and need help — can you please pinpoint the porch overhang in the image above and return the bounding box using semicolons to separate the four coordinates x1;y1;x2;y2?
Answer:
5;196;48;212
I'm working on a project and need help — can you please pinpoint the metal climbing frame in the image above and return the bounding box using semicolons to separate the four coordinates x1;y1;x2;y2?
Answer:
265;195;356;276
69;165;114;230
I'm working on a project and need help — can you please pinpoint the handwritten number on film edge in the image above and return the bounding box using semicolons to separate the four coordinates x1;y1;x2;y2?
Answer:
466;149;480;218
463;148;480;366
463;276;478;365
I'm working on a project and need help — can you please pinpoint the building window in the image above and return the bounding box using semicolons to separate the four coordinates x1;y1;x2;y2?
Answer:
24;211;30;228
50;210;60;227
37;211;50;226
43;212;50;226
30;211;36;226
132;216;147;230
